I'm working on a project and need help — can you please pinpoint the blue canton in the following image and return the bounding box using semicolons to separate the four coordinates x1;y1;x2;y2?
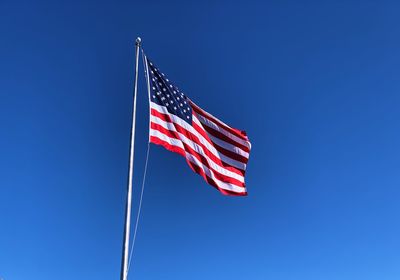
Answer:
147;59;193;124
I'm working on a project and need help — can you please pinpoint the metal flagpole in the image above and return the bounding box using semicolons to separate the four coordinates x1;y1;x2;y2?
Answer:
120;36;141;280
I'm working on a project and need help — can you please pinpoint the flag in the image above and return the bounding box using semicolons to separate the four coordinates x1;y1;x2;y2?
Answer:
145;56;251;196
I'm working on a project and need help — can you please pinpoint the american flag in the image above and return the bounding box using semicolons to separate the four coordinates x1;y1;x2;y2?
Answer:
145;56;251;196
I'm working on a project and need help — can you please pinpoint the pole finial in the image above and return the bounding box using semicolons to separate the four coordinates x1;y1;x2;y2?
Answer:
135;37;142;46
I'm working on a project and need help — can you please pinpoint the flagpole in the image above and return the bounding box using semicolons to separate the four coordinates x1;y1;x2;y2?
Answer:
120;36;141;280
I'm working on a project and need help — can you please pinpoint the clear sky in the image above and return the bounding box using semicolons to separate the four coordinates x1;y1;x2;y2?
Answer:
1;0;400;279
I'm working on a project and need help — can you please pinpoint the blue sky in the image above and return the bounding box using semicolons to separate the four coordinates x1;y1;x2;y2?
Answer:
1;0;400;279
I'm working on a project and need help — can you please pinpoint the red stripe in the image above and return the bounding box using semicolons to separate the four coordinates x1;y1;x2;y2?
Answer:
151;120;245;174
150;136;247;196
213;142;249;164
151;123;245;188
169;124;246;174
151;111;247;172
151;108;173;122
190;100;249;141
187;161;248;196
192;121;250;163
152;108;248;165
183;143;245;188
150;136;186;157
193;117;250;153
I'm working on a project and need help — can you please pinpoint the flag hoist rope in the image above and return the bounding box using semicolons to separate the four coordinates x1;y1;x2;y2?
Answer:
126;143;150;275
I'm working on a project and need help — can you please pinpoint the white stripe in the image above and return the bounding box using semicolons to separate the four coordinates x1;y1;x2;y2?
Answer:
195;113;251;150
190;101;250;147
150;130;185;152
192;116;249;158
185;153;246;193
151;103;247;170
151;131;246;193
150;114;246;173
150;117;245;183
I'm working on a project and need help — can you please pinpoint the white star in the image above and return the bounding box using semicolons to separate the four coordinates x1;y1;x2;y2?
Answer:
152;95;155;98
183;109;186;113
157;92;160;95
163;88;167;92
166;79;169;82
166;94;170;97
170;101;173;104
177;97;180;100
184;101;187;104
169;85;173;88
174;106;177;110
173;91;176;94
180;103;183;106
152;87;156;90
152;78;155;82
158;82;162;86
187;116;189;119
